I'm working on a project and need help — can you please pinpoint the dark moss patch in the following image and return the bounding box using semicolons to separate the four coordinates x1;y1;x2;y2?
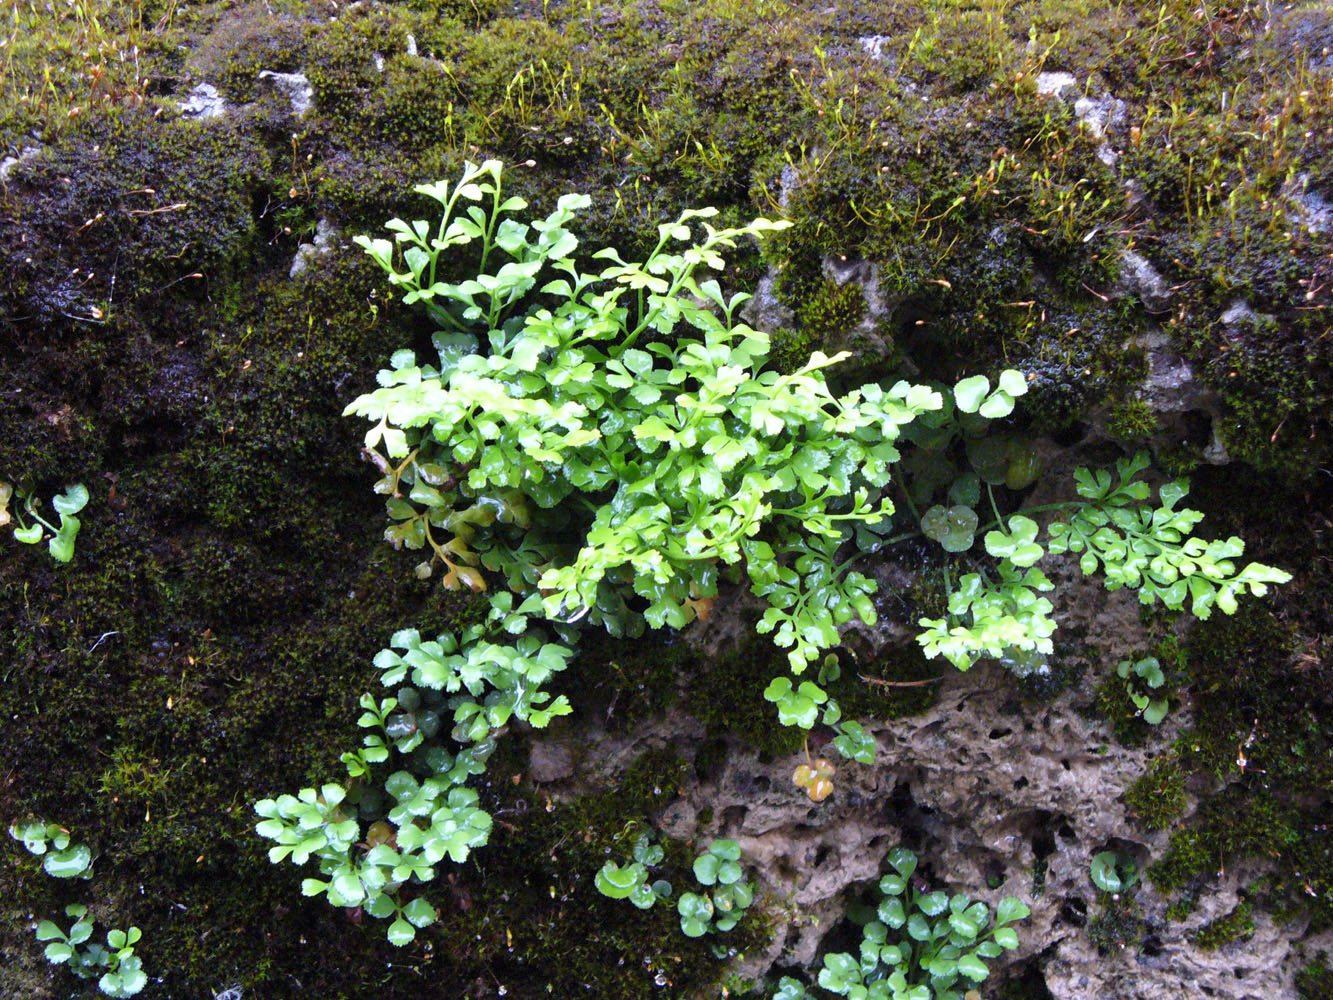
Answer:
1190;900;1255;950
1123;758;1187;832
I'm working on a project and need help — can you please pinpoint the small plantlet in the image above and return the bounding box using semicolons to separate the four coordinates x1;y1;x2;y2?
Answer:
594;833;672;910
792;757;836;803
594;834;755;939
9;819;94;879
777;847;1029;999
1089;851;1139;895
254;593;571;947
1116;656;1169;725
679;839;755;938
5;482;88;562
34;905;148;997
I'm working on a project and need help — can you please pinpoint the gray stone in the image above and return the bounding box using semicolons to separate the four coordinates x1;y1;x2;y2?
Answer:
258;71;313;118
1118;250;1172;313
0;145;39;184
1221;300;1256;328
527;740;574;784
1136;329;1212;416
857;35;891;61
1035;72;1078;98
289;218;339;278
1073;95;1126;139
179;83;226;120
1285;173;1332;235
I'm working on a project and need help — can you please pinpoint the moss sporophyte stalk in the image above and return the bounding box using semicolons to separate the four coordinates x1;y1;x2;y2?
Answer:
253;159;1290;958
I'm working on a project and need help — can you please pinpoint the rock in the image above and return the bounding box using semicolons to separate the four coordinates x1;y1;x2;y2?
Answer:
1073;94;1126;165
1202;424;1230;466
1137;330;1208;415
858;35;891;61
179;83;226;119
1074;95;1126;139
1285;173;1332;235
289;218;339;278
739;271;795;336
257;70;313;118
527;739;574;783
0;145;40;184
1035;72;1079;99
1118;250;1172;313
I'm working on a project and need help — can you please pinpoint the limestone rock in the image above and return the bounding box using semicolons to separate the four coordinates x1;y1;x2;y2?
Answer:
1117;250;1173;314
179;83;226;119
1035;72;1078;99
257;70;313;118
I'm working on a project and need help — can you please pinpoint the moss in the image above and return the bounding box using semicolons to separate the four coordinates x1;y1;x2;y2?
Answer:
1123;758;1187;831
1106;397;1157;441
1087;893;1145;955
4;0;1332;992
1165;895;1196;922
1191;901;1255;950
1297;953;1333;1000
767;327;818;375
685;635;805;760
797;280;866;341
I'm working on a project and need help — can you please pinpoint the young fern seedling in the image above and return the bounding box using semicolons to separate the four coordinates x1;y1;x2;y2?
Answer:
34;905;148;998
777;847;1030;1000
9;819;94;879
4;482;88;563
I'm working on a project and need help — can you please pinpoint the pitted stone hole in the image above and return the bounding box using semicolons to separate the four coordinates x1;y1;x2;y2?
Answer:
1234;967;1249;979
1060;758;1071;771
735;772;770;796
1013;776;1029;790
1142;934;1163;957
721;805;746;831
988;727;1013;740
814;844;834;868
1028;810;1058;866
1060;896;1087;927
1050;423;1084;447
1057;821;1077;842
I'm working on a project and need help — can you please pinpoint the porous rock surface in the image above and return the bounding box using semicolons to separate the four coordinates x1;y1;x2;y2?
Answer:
531;567;1321;998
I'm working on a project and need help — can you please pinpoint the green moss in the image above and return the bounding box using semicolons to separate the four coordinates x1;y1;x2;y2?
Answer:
1297;953;1333;1000
1165;895;1196;922
1087;893;1145;955
1123;758;1187;831
797;280;866;340
686;636;805;760
767;327;818;374
1191;901;1255;950
1106;397;1157;440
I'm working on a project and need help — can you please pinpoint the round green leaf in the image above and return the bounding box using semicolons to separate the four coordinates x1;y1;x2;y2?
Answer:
52;484;89;516
44;844;92;879
386;918;416;947
1089;852;1122;893
957;951;990;981
693;853;721;886
954;375;990;414
918;891;948;917
14;523;43;544
978;391;1015;419
887;846;918;879
595;861;646;899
